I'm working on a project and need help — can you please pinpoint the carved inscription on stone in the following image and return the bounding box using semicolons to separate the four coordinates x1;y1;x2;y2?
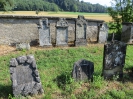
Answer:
56;18;68;46
72;59;94;81
103;41;127;79
10;55;44;96
39;18;52;46
75;15;87;46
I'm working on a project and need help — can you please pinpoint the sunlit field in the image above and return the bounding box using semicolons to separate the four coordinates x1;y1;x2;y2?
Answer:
0;11;112;22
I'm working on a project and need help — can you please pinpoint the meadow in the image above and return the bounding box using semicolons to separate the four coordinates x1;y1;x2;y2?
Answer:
0;45;133;99
0;11;112;22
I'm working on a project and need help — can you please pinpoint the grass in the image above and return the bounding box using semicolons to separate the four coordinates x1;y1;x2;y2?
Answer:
0;44;133;99
0;11;112;22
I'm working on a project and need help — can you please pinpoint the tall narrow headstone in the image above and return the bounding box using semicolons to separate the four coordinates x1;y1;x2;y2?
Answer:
10;55;44;96
72;59;94;81
121;22;133;44
98;23;108;43
102;41;127;79
56;18;68;46
39;18;52;47
75;15;87;46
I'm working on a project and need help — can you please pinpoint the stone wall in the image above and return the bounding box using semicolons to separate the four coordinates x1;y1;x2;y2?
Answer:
0;15;107;45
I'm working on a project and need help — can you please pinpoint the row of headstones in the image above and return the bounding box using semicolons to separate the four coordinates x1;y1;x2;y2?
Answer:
10;40;126;97
38;15;107;47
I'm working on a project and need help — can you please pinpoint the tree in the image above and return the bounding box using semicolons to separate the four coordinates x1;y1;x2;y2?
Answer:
0;0;14;11
107;0;133;40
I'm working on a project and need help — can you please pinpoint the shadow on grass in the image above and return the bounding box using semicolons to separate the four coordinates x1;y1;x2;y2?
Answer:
0;84;12;98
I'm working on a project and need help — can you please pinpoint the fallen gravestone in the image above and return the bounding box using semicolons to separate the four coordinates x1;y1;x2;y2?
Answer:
72;59;94;81
75;15;87;46
10;55;44;96
102;41;127;79
39;18;52;47
16;43;30;50
56;18;69;46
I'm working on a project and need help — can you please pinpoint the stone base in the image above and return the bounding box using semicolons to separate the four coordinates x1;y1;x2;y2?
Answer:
40;43;52;47
103;66;123;80
56;42;68;47
75;39;87;46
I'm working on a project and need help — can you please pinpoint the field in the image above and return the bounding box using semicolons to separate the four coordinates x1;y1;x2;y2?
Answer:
0;11;112;22
0;45;133;99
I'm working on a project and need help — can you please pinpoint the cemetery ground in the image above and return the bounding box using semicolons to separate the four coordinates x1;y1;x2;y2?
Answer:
0;44;133;99
0;11;112;22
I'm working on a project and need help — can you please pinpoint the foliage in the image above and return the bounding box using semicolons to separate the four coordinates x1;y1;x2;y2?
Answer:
107;0;133;40
0;0;14;11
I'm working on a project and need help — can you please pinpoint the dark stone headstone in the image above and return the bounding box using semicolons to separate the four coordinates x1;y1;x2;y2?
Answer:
10;55;44;96
102;41;127;79
39;18;52;47
98;23;108;43
56;18;68;46
72;59;94;81
75;15;87;46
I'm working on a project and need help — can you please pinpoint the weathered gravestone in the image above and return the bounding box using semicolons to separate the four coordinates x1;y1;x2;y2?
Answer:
56;18;69;46
39;18;52;47
75;15;87;46
102;41;127;79
16;43;30;50
98;23;108;43
121;22;133;44
10;55;44;96
72;59;94;81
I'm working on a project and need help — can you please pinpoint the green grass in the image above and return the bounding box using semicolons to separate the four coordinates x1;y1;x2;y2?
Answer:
0;45;133;99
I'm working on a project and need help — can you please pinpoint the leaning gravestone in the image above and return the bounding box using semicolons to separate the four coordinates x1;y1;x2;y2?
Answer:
102;41;127;79
39;18;52;47
10;55;44;96
56;18;69;46
75;15;87;46
72;59;94;81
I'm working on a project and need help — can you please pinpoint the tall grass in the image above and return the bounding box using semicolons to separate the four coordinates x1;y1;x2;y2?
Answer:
0;45;133;99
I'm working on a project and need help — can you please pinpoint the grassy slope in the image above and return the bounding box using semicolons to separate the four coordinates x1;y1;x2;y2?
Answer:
0;45;133;99
0;11;112;22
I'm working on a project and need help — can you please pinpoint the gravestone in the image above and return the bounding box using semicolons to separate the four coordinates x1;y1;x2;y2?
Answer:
39;18;52;47
98;23;108;43
10;55;44;96
75;15;87;46
102;41;127;79
16;43;30;50
121;22;133;44
72;59;94;81
56;18;68;46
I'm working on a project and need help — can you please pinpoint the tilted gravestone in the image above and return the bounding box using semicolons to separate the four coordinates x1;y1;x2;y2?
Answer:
10;55;44;96
98;23;108;43
39;18;52;47
72;59;94;81
121;22;133;44
56;18;69;46
75;15;87;46
102;41;127;79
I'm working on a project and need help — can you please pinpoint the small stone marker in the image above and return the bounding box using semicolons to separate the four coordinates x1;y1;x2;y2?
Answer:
102;41;127;79
56;18;69;46
39;18;52;47
75;15;87;46
72;59;94;81
10;55;44;96
16;43;30;50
